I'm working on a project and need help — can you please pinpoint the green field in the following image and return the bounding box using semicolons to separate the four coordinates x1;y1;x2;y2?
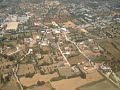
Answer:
97;39;120;59
76;79;119;90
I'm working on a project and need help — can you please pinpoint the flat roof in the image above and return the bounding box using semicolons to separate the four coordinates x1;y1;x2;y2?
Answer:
6;22;19;30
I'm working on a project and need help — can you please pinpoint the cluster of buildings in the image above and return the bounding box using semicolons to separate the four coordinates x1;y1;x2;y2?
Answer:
0;0;120;90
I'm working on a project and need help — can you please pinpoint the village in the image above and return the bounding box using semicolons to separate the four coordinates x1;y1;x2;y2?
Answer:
0;0;120;90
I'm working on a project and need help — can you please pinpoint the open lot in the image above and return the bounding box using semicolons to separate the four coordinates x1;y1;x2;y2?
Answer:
51;69;103;90
63;21;88;33
20;73;59;87
67;54;88;65
0;77;19;90
83;50;101;57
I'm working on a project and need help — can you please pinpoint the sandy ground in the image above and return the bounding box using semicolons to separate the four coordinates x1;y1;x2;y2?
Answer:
67;54;88;65
20;67;103;90
63;21;88;33
83;50;101;57
51;69;103;90
20;72;58;87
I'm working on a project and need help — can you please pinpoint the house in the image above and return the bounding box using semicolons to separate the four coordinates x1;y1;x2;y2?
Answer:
52;29;60;34
52;21;59;27
41;41;49;46
24;38;36;47
18;15;29;24
5;14;18;22
36;54;42;59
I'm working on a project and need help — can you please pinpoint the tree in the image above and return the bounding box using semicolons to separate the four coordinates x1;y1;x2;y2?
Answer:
8;56;15;61
37;81;45;86
5;75;10;82
3;54;8;59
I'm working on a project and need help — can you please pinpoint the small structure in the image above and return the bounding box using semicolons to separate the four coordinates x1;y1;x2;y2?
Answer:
18;15;29;24
36;54;42;59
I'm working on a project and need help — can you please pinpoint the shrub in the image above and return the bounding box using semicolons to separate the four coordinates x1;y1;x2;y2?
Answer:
37;81;45;86
50;77;63;82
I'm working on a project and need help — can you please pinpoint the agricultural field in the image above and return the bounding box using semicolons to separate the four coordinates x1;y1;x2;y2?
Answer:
97;39;120;59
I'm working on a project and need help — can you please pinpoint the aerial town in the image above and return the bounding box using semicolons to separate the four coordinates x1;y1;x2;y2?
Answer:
0;0;120;90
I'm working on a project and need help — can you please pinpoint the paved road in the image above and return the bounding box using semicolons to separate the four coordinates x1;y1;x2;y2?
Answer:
20;49;31;61
8;47;20;56
57;43;71;66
